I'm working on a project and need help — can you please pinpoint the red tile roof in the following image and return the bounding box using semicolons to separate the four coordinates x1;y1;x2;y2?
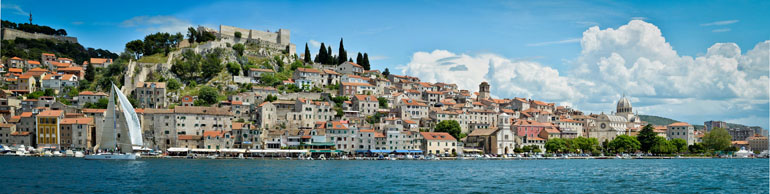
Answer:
420;132;456;141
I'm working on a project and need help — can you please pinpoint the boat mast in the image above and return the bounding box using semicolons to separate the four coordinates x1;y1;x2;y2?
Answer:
112;82;118;152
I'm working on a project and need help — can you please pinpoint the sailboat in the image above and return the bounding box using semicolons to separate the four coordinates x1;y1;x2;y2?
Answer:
85;83;144;160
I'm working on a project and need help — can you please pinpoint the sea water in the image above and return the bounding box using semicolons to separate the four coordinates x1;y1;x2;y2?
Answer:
0;157;767;193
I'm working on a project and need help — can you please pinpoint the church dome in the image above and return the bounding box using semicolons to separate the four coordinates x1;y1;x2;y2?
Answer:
617;96;632;113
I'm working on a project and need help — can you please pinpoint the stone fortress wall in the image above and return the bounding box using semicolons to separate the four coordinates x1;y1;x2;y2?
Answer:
209;25;296;55
1;28;78;43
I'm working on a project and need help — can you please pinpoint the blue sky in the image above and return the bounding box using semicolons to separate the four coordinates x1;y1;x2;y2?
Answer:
3;0;769;128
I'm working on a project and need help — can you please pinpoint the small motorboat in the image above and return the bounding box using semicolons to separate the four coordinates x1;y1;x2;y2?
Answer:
74;151;85;158
65;150;75;157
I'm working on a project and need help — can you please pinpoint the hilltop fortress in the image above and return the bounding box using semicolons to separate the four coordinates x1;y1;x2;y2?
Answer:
197;25;296;55
1;27;78;43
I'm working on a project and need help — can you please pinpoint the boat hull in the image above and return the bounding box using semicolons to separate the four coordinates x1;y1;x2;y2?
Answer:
84;154;137;160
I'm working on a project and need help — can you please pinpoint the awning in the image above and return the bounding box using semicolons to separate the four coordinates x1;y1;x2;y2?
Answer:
463;149;483;153
191;149;217;152
310;150;343;153
167;147;189;152
395;150;410;153
220;149;246;153
409;150;423;153
370;149;392;153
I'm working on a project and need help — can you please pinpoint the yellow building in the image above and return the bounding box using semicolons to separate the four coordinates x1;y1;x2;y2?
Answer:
420;132;457;155
37;110;63;149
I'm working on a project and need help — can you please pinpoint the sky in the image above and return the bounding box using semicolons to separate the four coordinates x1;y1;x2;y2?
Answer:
2;0;769;128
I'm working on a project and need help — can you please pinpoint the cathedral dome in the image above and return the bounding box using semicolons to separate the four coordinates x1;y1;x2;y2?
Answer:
617;96;632;113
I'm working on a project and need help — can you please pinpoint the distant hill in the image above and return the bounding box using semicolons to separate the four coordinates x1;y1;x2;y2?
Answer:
639;115;680;126
639;115;761;130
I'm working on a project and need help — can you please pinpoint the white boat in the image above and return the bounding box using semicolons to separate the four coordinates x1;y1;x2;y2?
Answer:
74;151;85;158
85;153;137;160
65;150;74;157
86;83;144;160
53;151;63;157
735;147;752;158
43;150;53;157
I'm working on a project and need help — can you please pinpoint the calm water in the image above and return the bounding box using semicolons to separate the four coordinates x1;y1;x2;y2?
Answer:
0;157;767;193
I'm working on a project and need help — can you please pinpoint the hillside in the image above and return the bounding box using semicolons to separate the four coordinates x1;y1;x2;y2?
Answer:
638;115;680;126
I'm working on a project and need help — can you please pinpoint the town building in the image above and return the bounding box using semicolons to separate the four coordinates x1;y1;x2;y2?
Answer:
667;122;695;145
420;132;457;155
36;109;64;149
748;135;767;152
135;82;167;109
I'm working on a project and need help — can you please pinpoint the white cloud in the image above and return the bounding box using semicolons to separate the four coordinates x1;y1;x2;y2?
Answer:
308;40;321;48
402;20;769;127
712;28;731;33
400;50;581;103
71;21;84;25
120;15;191;34
701;20;739;26
527;38;581;46
1;3;28;16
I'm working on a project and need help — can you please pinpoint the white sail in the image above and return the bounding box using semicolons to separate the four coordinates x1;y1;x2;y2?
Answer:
113;84;143;147
99;86;118;150
117;115;133;153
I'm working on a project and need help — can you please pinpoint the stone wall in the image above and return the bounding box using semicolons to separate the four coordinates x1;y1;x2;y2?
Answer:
1;28;78;43
218;25;294;46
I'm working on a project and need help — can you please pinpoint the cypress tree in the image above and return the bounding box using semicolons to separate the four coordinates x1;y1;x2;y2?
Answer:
304;43;312;64
326;46;333;65
383;68;390;76
356;52;363;65
338;38;347;65
349;57;353;62
317;42;326;64
362;53;370;70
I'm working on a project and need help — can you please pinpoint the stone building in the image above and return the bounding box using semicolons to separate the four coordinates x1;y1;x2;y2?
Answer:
77;91;108;107
60;117;94;150
135;82;167;109
352;95;379;116
667;122;695;145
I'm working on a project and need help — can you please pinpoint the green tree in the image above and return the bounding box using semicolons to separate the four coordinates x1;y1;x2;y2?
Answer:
85;63;96;82
201;53;223;79
265;94;277;102
608;135;641;153
383;68;390;76
435;120;462;140
545;138;567;153
315;42;327;64
304;43;312;64
125;39;144;59
356;52;363;65
650;136;675;155
703;127;732;151
637;124;657;153
513;146;523;153
234;31;242;39
689;143;706;154
670;138;688;153
326;46;334;65
232;43;245;56
227;62;241;76
337;38;347;64
572;137;600;154
377;97;388;108
167;78;181;91
362;53;370;70
196;86;219;106
187;27;197;43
